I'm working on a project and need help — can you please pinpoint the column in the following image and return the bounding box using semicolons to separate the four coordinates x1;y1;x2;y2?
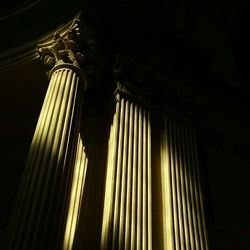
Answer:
160;117;209;250
101;87;152;250
103;56;209;249
5;19;92;250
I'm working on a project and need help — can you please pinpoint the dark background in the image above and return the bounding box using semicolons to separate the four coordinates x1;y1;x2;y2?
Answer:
1;0;250;249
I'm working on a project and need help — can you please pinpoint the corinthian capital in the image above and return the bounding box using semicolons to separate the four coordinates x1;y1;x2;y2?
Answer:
38;18;95;71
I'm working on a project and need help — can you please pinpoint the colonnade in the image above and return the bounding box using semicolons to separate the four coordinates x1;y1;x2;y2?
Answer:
4;19;209;250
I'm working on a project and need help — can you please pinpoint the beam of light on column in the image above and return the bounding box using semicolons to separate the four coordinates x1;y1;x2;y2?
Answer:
63;134;88;250
101;92;152;250
160;117;209;250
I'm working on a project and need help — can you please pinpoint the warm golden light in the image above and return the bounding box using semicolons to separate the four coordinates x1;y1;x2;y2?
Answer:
160;118;209;250
101;94;152;250
63;134;88;250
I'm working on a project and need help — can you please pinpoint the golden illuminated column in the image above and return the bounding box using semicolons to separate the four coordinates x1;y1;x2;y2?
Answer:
101;86;152;250
160;118;209;250
5;19;93;250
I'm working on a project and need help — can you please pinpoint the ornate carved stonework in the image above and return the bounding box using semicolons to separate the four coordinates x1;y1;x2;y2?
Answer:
38;18;95;73
114;55;197;124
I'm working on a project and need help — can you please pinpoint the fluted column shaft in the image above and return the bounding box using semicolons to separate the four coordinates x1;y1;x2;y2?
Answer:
101;91;152;250
160;118;209;250
5;63;87;250
63;132;88;250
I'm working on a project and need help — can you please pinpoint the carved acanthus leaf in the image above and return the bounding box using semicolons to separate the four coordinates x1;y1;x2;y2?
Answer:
38;18;94;70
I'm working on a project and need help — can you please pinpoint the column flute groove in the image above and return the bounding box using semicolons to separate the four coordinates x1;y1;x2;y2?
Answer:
131;104;138;250
137;107;142;250
112;97;125;249
118;100;130;248
174;123;185;250
169;121;180;250
189;129;205;250
177;124;190;250
142;110;147;250
187;127;200;250
181;125;195;250
193;132;209;250
147;111;152;250
124;102;134;250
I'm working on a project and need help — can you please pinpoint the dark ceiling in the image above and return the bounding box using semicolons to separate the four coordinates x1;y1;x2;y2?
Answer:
0;0;250;249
